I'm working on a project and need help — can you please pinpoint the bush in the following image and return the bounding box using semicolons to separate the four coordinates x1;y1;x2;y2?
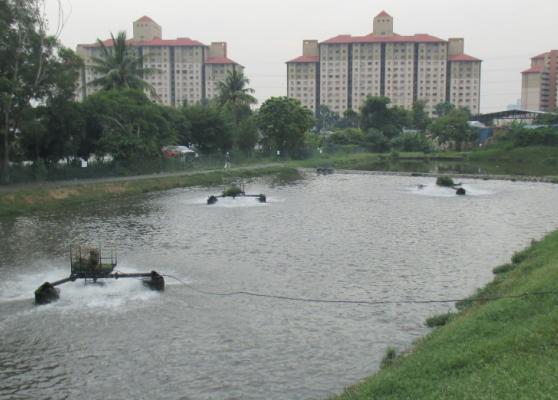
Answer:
511;249;529;264
436;176;455;187
329;128;364;145
363;128;390;153
380;347;398;369
222;186;243;197
426;312;454;328
390;132;434;152
493;263;516;274
512;127;558;147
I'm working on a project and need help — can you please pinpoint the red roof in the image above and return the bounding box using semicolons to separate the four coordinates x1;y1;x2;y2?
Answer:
522;65;544;74
137;16;155;23
448;53;481;62
205;56;238;65
376;10;391;18
136;38;205;47
287;55;319;63
321;33;445;44
81;37;206;48
532;52;549;60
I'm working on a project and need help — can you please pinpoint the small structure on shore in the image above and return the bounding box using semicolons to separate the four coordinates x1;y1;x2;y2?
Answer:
34;246;165;305
436;176;467;196
207;184;267;205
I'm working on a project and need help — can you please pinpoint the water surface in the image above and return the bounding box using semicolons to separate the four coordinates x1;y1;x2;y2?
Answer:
1;173;557;400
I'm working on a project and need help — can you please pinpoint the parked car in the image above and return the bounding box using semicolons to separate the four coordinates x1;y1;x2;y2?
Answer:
161;145;197;158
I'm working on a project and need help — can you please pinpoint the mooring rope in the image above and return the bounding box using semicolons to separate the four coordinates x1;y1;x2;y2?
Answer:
161;274;558;306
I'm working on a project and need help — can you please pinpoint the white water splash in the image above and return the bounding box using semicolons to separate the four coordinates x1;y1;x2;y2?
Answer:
0;264;163;311
406;183;494;197
189;196;273;208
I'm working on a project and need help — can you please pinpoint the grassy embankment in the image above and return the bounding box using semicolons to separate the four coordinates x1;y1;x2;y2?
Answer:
295;145;558;177
333;232;558;400
468;145;558;176
2;145;558;218
0;166;301;218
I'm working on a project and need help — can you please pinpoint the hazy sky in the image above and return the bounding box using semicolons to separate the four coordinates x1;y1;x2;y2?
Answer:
45;0;557;113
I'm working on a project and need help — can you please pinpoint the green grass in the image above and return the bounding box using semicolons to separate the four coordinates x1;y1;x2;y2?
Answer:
468;145;558;176
332;232;558;399
0;166;301;218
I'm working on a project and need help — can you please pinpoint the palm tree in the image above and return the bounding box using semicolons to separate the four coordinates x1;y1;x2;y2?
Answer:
88;31;157;95
216;69;257;108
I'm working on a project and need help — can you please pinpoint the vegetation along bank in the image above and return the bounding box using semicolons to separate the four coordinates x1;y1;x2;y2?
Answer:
0;166;301;218
332;231;558;399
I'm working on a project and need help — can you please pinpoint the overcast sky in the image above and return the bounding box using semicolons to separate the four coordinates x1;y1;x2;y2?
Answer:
45;0;557;113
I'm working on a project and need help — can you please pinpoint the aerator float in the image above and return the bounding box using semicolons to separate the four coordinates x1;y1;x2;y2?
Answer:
207;184;266;205
34;246;165;305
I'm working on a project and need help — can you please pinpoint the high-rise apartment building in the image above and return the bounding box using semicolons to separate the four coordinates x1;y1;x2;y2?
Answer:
287;11;482;116
76;16;242;107
521;50;558;111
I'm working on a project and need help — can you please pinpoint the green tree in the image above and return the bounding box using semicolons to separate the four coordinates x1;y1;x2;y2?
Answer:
362;128;389;152
429;108;474;150
182;104;233;154
256;97;314;156
360;96;392;131
336;109;360;129
217;69;256;107
0;0;75;182
316;105;338;132
83;89;177;161
235;115;259;156
412;100;431;131
434;102;456;117
89;31;157;95
329;128;364;145
360;97;410;139
535;109;558;125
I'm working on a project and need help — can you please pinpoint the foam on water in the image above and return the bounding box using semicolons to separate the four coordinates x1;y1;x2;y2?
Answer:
0;264;164;312
189;196;273;208
406;182;494;197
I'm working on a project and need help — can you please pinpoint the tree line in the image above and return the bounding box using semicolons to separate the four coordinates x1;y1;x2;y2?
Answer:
317;98;477;153
5;0;556;184
0;0;315;183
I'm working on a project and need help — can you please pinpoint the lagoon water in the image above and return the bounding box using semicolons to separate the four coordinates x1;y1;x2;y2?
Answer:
1;173;558;400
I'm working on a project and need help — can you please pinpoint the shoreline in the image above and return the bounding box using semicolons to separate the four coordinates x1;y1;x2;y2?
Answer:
3;162;557;218
0;166;300;218
330;220;558;398
311;168;558;183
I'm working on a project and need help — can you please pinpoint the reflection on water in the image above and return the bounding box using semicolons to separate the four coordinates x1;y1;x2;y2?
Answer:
1;174;558;400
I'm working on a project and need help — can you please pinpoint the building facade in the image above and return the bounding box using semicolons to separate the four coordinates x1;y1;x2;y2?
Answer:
287;11;481;116
521;50;558;112
76;16;242;107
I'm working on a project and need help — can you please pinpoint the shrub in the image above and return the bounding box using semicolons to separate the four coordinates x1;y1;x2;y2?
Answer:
380;347;398;369
222;186;243;197
511;249;529;265
512;127;558;147
436;175;455;187
425;312;454;328
390;132;434;152
493;263;515;274
363;128;390;153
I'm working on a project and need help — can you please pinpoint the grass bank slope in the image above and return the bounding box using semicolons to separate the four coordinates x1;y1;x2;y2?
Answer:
333;232;558;400
0;166;300;218
469;145;558;177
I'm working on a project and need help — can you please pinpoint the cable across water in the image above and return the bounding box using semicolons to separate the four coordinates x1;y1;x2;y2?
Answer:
162;274;558;306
